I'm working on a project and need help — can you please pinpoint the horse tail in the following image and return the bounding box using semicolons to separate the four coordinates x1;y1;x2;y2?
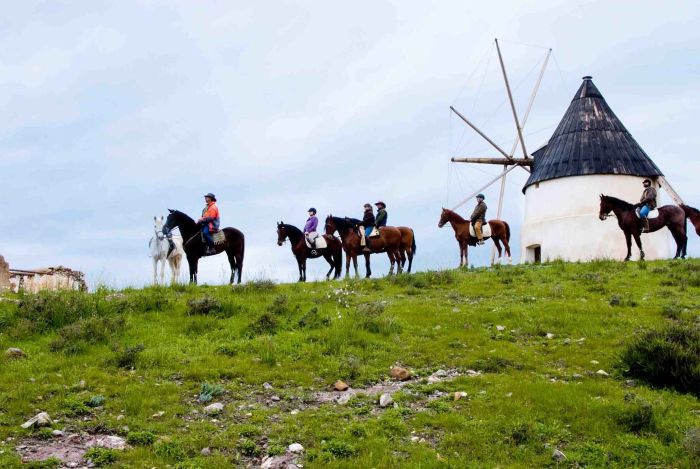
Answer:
505;221;511;242
411;229;417;255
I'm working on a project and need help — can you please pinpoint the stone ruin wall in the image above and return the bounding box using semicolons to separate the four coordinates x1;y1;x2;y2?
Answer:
0;255;87;294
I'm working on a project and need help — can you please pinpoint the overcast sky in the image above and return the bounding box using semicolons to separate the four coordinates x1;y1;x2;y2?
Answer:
1;1;699;287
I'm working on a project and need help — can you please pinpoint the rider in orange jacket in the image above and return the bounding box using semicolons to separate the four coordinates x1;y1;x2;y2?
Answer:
198;193;220;255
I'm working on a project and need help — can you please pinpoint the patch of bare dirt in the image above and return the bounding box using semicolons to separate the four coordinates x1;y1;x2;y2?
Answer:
16;433;127;467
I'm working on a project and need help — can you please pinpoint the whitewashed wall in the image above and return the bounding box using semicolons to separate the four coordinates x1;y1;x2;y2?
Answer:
521;175;674;262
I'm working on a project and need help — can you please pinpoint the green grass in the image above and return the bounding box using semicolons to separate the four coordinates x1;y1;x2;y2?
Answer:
1;259;699;468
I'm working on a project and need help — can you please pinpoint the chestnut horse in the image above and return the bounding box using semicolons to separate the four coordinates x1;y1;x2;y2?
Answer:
599;195;686;260
681;204;700;237
162;209;245;284
324;216;403;278
437;208;511;267
276;222;342;282
345;218;417;273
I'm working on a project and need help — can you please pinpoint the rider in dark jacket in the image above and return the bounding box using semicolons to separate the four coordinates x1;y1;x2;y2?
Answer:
375;201;388;228
361;203;375;253
635;179;657;233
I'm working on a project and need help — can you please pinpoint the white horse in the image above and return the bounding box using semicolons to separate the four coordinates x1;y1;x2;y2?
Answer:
149;216;184;284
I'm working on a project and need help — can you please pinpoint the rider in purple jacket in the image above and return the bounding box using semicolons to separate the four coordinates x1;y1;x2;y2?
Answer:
304;208;319;253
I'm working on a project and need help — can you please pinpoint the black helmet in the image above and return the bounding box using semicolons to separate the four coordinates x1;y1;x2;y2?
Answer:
642;179;651;185
476;193;485;200
204;193;217;201
308;207;317;214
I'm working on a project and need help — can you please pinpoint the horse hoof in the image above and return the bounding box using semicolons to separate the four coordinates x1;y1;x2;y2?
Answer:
624;257;630;262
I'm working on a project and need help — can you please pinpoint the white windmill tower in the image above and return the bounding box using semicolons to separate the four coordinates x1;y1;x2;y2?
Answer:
449;39;682;263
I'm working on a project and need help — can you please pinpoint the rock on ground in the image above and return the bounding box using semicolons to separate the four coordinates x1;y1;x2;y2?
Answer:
333;380;349;391
21;412;52;429
5;347;27;359
203;403;224;415
379;393;394;407
390;366;412;381
552;448;567;461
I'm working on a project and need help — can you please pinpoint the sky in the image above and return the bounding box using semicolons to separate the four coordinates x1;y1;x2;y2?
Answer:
1;0;699;287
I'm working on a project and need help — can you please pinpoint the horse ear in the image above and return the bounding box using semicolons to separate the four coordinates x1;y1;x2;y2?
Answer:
154;216;157;221
168;209;174;213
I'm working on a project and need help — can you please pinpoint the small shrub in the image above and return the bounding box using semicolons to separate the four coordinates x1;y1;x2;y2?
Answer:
112;343;145;369
355;303;402;335
17;291;117;332
85;447;117;466
267;442;286;456
244;279;276;291
237;438;261;457
427;399;451;413
187;296;244;318
298;307;330;329
198;382;225;403
617;398;656;434
661;303;683;321
620;322;700;396
247;312;278;336
322;439;357;458
36;427;56;440
26;458;61;469
61;397;91;416
508;421;533;445
267;295;289;316
50;316;126;354
216;342;242;356
154;439;187;461
86;395;106;407
127;430;156;446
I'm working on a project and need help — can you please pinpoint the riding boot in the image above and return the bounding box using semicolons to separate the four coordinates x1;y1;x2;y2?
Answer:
205;245;216;256
642;218;650;233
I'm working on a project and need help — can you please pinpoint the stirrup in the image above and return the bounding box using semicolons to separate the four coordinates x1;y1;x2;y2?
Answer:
310;249;317;256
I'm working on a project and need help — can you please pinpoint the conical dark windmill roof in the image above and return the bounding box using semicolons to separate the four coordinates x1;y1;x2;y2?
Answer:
522;76;663;193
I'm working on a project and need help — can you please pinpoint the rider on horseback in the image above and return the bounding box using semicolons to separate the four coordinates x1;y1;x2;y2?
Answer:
360;203;375;253
198;193;220;256
635;179;657;233
304;208;319;255
470;194;487;245
375;201;388;228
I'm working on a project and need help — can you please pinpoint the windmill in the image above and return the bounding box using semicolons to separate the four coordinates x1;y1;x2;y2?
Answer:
449;39;683;263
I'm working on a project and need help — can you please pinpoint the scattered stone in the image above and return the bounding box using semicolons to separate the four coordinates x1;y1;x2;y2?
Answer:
290;409;300;415
116;414;125;421
5;348;27;359
563;338;571;345
203;403;224;415
201;447;212;456
52;430;64;437
263;382;274;390
94;435;127;450
546;333;555;339
410;436;420;442
505;392;513;398
552;448;567;461
572;374;583;380
337;394;352;405
333;380;349;392
625;379;637;387
453;392;467;401
151;411;165;419
496;325;506;331
390;366;412;381
379;393;393;408
21;412;52;429
590;360;599;365
596;369;609;377
288;443;304;453
78;380;86;389
466;369;481;377
270;395;281;402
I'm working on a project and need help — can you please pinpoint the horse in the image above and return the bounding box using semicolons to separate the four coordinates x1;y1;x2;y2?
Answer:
437;208;512;268
599;195;687;260
276;222;343;282
324;216;403;278
396;226;417;273
149;216;184;284
162;209;245;284
681;204;700;237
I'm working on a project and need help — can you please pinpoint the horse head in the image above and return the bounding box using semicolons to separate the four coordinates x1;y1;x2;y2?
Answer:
438;207;449;228
154;216;165;239
599;195;612;220
325;215;337;235
276;222;287;246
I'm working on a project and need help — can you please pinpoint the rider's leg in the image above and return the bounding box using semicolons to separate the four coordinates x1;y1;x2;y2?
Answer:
475;221;484;244
363;226;372;253
202;225;215;253
640;205;650;232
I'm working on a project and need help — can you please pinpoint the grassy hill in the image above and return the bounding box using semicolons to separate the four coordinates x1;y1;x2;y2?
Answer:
1;260;699;468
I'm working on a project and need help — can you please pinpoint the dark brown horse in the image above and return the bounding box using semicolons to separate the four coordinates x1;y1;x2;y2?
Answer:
276;222;342;282
599;195;686;260
681;204;700;237
437;208;511;267
325;216;403;278
163;209;245;284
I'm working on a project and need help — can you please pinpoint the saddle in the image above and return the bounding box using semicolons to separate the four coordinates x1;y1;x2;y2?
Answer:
201;230;226;246
305;234;327;250
469;222;491;238
635;208;659;219
369;227;380;238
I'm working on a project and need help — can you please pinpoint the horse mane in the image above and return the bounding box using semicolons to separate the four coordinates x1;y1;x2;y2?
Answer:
329;216;353;232
346;217;362;226
282;223;303;238
443;208;467;223
600;195;634;209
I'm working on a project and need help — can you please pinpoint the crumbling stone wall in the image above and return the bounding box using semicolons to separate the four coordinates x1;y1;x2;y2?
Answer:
0;255;10;293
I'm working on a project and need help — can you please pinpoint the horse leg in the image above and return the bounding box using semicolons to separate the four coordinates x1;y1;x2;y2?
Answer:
160;257;166;284
188;256;198;284
624;232;632;261
152;257;158;285
296;256;304;282
364;253;372;278
353;255;359;278
345;251;351;278
633;232;644;260
323;253;334;279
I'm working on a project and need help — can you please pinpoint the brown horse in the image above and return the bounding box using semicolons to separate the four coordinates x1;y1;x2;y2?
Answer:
325;216;403;278
681;204;700;237
276;222;342;282
396;226;417;273
437;208;511;267
599;195;687;260
163;209;245;284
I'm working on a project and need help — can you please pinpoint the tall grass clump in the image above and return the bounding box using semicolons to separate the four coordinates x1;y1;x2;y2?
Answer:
187;295;245;318
620;322;700;396
49;316;126;353
354;302;402;335
16;291;118;332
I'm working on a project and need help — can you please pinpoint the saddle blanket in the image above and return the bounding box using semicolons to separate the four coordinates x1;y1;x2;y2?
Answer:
212;230;226;245
369;227;380;238
635;208;659;219
469;223;491;238
305;234;327;250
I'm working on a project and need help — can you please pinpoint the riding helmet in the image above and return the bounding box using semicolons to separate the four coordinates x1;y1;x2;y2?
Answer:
476;194;485;200
308;207;317;214
642;179;651;185
204;193;217;201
